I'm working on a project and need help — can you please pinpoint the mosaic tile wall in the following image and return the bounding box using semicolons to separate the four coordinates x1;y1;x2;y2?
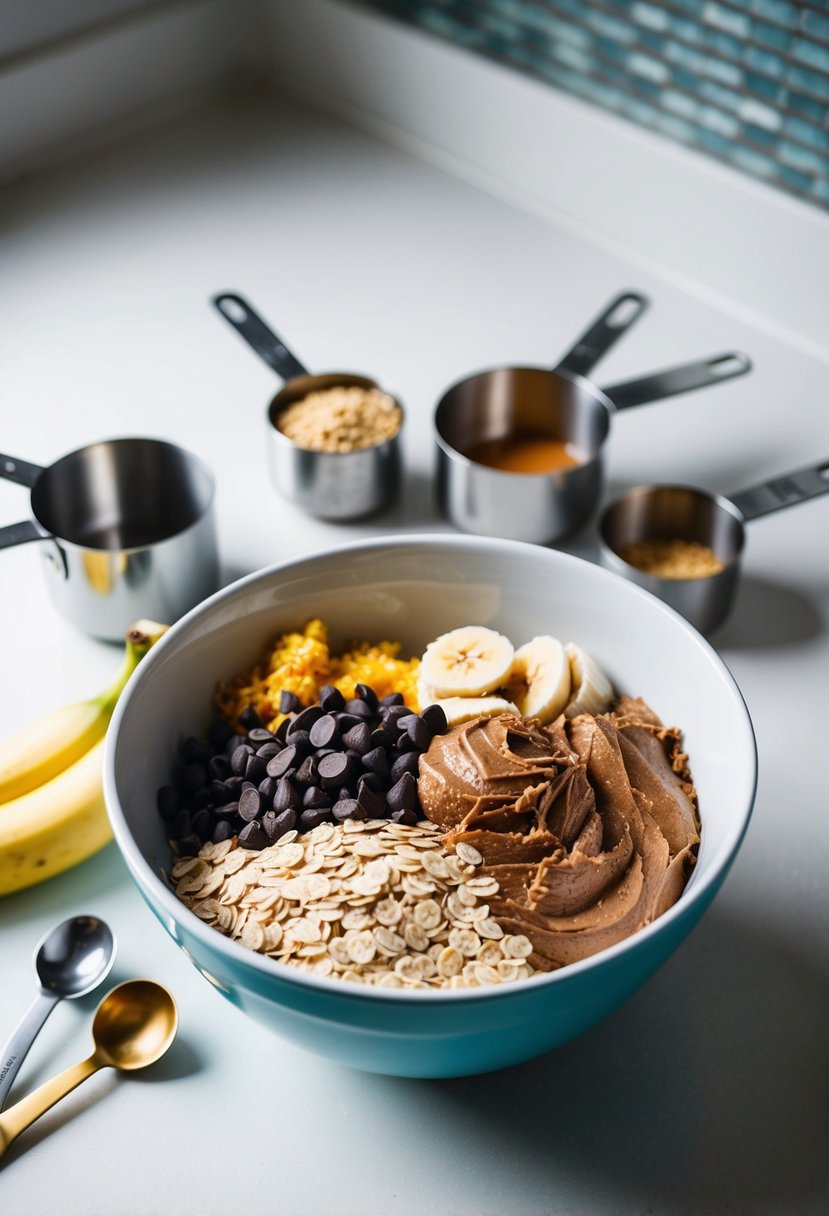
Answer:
360;0;829;210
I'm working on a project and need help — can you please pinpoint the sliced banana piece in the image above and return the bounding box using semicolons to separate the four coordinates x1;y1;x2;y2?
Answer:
564;643;614;718
416;676;438;712
507;635;571;724
420;625;515;698
435;696;519;727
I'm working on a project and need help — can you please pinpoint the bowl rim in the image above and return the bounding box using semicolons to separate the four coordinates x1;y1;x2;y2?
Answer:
104;532;758;1004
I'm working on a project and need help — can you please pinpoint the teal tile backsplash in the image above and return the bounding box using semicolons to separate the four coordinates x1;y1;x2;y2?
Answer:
359;0;829;209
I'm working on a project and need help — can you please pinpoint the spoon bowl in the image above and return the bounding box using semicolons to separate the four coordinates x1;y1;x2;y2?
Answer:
0;980;178;1158
92;980;178;1071
35;915;116;998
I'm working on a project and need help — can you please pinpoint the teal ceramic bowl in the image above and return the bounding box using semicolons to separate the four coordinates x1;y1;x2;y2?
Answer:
104;535;757;1078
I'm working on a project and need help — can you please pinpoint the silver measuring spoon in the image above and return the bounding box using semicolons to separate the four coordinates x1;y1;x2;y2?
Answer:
0;915;116;1110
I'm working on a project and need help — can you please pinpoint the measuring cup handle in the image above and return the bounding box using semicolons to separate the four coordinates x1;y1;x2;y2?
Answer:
0;521;48;550
0;454;45;488
554;291;649;379
211;293;309;382
730;460;829;522
601;351;752;410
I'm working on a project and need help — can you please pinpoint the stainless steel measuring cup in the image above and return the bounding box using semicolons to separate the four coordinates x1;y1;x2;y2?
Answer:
434;290;751;544
212;293;404;520
0;438;219;641
598;459;829;633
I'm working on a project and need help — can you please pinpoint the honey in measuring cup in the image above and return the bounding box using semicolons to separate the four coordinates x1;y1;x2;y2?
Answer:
464;433;584;475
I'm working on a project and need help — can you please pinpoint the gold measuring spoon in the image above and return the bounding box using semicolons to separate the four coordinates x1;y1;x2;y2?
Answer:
0;980;177;1159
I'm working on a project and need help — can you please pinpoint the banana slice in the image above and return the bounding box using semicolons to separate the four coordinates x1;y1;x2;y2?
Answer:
563;643;614;718
416;676;438;712
507;635;571;724
435;696;519;727
420;626;515;698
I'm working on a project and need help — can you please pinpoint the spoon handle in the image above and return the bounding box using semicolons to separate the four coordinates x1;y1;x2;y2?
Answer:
0;990;59;1112
0;1054;100;1158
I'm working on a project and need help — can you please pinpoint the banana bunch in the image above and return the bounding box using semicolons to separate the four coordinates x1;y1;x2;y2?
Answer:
0;620;168;897
418;625;613;726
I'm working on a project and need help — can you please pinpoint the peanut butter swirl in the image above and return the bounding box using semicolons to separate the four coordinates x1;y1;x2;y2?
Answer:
417;698;700;971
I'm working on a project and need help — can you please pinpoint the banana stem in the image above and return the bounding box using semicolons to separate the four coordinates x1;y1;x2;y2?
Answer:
95;620;169;717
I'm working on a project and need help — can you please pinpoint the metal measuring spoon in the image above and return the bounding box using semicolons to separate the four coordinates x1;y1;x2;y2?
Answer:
0;916;116;1111
0;980;177;1158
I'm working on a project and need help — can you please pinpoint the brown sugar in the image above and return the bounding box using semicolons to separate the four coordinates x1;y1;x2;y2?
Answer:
276;385;401;452
617;538;725;580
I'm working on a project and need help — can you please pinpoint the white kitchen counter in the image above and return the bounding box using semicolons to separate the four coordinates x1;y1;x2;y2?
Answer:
1;86;828;1216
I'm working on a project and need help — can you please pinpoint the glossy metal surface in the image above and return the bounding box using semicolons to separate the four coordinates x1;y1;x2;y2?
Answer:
0;439;219;641
213;293;403;520
0;980;177;1158
267;373;403;520
0;916;116;1111
433;287;751;544
599;459;829;633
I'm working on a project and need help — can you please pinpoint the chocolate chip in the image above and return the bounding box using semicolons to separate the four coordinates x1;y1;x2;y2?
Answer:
359;772;384;793
262;810;282;842
335;713;363;733
244;753;268;784
255;741;282;761
370;726;395;750
379;692;404;707
274;777;300;812
404;715;432;751
389;751;420;783
390;807;418;826
207;754;232;781
238;786;262;822
288;705;324;735
299;807;331;831
342;722;372;755
302;785;330;809
170;810;192;839
319;684;345;713
258;776;277;806
192;809;213;841
266;744;298;779
344;699;373;721
279;690;302;715
419;703;448;736
238;819;268;849
273;807;297;836
296;754;319;786
362;746;389;777
230;745;253;775
317;752;352;789
286;729;311;754
219;799;240;820
354;683;379;712
387;771;417;814
239;706;262;730
357;781;386;819
176;833;202;856
309;714;340;749
225;733;248;756
247;727;274;745
211;819;235;844
332;798;360;823
384;705;413;726
188;787;211;812
156;785;180;819
274;717;292;744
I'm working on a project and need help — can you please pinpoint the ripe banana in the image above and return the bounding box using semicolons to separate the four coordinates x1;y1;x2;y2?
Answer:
434;696;519;727
563;643;614;717
419;626;515;698
0;620;167;802
506;635;571;724
0;620;168;897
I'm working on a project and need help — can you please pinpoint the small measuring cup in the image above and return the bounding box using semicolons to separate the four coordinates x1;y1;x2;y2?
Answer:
0;438;218;640
213;293;404;520
434;290;751;544
598;459;829;633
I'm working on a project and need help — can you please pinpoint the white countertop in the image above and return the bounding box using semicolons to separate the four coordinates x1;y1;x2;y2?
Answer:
1;89;828;1216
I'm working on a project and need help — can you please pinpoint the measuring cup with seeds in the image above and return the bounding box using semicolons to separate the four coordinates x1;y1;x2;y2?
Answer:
172;819;541;990
212;292;404;520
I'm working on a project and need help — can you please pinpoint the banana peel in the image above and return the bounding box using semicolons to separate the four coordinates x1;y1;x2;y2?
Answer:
0;620;168;896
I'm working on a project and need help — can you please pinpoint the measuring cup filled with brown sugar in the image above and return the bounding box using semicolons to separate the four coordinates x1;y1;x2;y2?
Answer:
212;293;404;520
434;290;751;544
598;459;829;634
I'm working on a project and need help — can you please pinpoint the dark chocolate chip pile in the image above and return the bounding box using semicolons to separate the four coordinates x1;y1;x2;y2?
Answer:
157;684;448;856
